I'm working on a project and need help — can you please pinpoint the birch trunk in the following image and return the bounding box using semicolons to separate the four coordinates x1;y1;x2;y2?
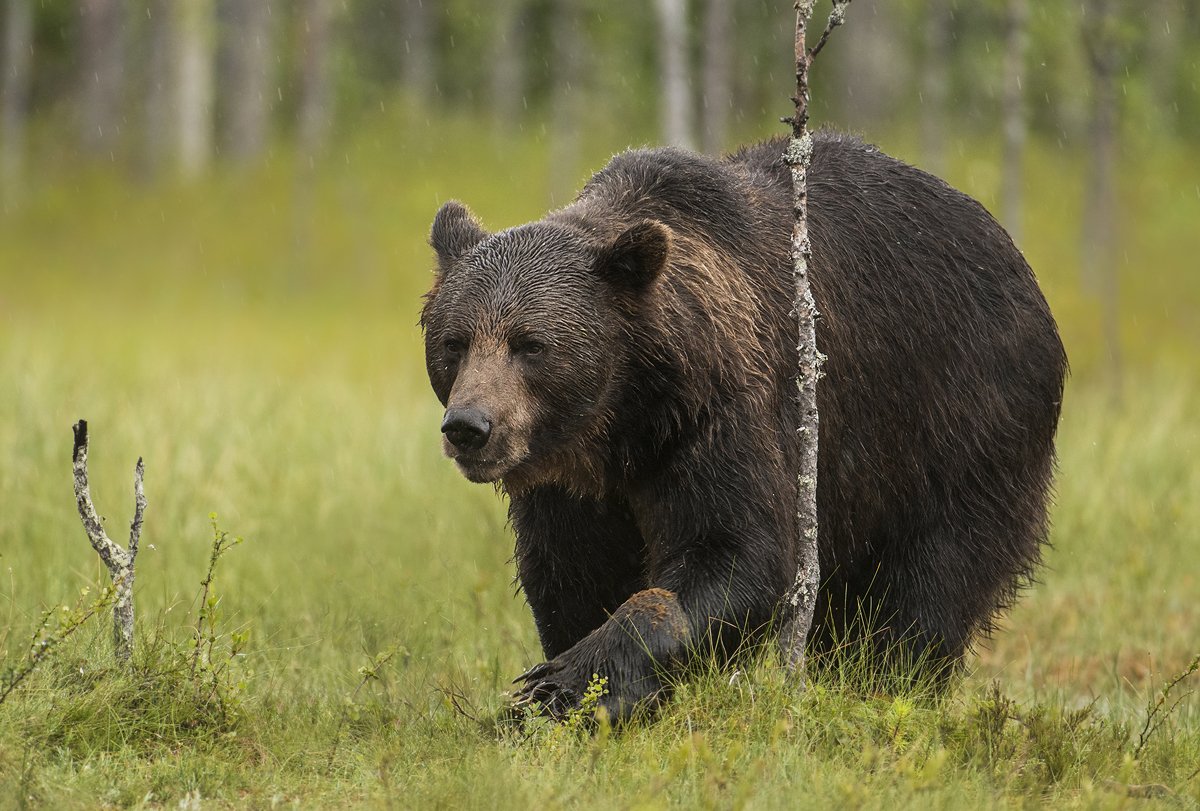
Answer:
1;0;33;208
1001;0;1028;244
490;0;526;133
399;0;434;104
701;0;732;155
779;0;849;676
142;0;174;177
1081;0;1122;399
655;0;694;149
178;0;215;179
217;0;274;164
298;0;337;156
548;0;583;205
80;0;127;157
919;0;950;177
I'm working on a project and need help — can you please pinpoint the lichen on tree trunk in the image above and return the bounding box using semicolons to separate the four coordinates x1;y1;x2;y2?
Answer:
778;0;850;678
71;420;145;664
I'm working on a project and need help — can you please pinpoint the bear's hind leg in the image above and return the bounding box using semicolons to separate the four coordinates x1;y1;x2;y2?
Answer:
852;520;1037;682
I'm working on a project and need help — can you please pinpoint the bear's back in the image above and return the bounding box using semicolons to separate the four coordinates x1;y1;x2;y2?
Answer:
727;133;1067;585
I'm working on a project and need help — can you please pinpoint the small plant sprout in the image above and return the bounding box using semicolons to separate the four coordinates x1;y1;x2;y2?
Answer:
1134;652;1200;759
0;585;116;705
191;513;246;679
328;646;399;771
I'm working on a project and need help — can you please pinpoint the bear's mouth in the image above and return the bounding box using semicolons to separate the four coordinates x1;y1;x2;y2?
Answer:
444;438;526;483
453;455;512;483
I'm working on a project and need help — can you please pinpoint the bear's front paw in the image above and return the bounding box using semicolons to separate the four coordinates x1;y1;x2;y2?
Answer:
510;659;586;721
509;657;666;725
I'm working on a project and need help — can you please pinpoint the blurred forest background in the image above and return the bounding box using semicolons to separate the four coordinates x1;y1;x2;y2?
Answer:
1;0;1198;385
2;2;1200;805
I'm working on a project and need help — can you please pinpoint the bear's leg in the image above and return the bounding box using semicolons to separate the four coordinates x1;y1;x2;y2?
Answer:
509;487;647;660
512;453;790;722
511;530;786;722
859;521;1026;678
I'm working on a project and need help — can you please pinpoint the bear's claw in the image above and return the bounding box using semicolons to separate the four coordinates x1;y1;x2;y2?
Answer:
510;659;589;720
512;661;553;684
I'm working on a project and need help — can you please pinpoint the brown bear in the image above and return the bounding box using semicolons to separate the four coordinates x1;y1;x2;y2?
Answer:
420;131;1067;722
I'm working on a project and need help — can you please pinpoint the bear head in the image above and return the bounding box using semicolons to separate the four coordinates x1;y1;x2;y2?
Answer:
420;201;671;493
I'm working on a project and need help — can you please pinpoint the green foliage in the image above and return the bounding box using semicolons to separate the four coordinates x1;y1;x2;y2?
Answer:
1135;652;1200;759
187;514;252;726
0;585;115;706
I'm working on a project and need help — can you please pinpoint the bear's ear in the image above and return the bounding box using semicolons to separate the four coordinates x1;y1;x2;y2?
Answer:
596;220;671;292
430;201;488;267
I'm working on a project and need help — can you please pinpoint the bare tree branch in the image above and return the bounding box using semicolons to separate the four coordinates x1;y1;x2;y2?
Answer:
808;0;848;61
72;420;143;664
129;456;146;563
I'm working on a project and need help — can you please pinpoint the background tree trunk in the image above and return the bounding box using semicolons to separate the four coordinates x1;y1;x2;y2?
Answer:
655;0;694;149
141;0;175;178
297;0;338;157
399;0;434;105
1146;0;1182;134
217;0;274;164
548;0;583;205
490;0;526;134
1081;0;1121;400
178;0;215;179
701;0;732;155
80;0;128;157
919;0;950;177
1;0;33;208
833;0;903;131
1001;0;1028;244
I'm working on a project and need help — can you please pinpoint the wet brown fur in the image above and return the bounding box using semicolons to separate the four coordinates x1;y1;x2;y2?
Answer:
420;130;1068;722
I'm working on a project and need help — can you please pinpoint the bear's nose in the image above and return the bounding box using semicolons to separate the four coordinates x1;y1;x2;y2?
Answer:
441;408;492;451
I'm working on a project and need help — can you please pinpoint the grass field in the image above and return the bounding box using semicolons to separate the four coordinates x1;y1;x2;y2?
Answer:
1;115;1198;808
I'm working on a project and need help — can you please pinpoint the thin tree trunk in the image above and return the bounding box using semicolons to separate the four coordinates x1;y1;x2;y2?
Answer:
298;0;337;157
655;0;694;149
780;0;849;678
549;0;583;205
919;0;950;177
490;0;526;133
1081;0;1121;400
701;0;732;155
217;0;274;164
1;0;33;209
399;0;434;105
80;0;127;158
178;0;215;179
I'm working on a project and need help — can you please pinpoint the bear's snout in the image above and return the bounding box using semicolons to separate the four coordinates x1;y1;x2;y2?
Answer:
441;407;493;451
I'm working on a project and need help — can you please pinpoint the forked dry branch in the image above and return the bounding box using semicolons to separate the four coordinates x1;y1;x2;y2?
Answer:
71;419;145;664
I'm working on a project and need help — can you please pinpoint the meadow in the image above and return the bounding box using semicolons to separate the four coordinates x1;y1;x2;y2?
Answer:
1;112;1198;808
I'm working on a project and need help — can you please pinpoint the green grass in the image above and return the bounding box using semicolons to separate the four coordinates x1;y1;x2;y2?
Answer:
1;113;1198;807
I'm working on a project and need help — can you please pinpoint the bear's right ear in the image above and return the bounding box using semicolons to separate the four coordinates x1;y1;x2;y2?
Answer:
596;220;671;293
430;201;488;268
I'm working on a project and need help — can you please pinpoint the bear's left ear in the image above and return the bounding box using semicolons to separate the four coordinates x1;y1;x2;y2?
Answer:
430;201;489;268
596;220;671;292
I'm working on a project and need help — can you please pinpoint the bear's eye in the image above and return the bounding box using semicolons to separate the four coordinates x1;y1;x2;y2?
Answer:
512;340;546;359
443;338;466;357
